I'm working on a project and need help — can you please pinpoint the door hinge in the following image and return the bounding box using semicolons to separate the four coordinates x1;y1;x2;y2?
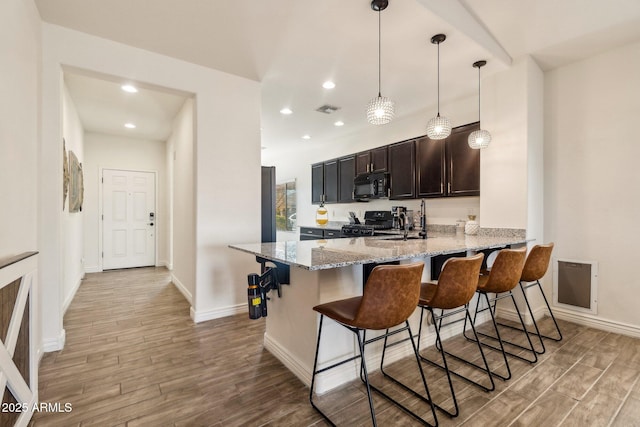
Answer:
101;177;103;183
101;214;104;220
101;252;104;258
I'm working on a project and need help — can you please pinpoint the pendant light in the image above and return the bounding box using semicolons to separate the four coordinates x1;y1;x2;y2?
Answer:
468;60;492;149
366;0;395;125
426;34;451;140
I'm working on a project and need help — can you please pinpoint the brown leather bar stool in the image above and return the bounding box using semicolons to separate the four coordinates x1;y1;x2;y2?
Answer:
309;262;437;427
497;243;561;354
410;253;495;418
463;247;537;380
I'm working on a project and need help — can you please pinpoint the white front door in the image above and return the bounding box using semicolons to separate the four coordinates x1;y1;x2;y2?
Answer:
102;169;156;270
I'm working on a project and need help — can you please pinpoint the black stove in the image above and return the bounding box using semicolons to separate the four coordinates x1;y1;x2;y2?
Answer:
341;211;393;237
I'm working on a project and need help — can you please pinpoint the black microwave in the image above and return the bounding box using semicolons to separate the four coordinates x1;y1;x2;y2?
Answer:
353;172;390;200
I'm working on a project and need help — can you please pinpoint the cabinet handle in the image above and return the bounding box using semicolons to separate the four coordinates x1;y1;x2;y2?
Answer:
441;183;444;194
352;191;355;199
387;188;391;198
366;164;370;172
370;162;374;172
448;183;451;194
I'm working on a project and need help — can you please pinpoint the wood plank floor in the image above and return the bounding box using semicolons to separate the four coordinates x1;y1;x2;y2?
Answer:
31;267;640;426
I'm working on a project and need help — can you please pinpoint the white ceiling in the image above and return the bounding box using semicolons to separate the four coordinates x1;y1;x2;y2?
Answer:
37;0;640;151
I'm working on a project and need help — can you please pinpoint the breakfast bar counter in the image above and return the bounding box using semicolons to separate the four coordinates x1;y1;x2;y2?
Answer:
229;230;528;393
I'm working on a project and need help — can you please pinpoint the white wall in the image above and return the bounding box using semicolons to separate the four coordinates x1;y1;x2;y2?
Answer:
545;40;640;330
40;24;261;347
0;0;41;258
61;84;85;312
83;132;168;272
167;99;195;303
0;0;42;353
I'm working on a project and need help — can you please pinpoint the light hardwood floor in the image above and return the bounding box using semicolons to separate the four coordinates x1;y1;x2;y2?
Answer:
32;267;640;426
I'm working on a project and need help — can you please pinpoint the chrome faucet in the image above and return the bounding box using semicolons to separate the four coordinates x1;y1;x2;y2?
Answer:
419;199;427;239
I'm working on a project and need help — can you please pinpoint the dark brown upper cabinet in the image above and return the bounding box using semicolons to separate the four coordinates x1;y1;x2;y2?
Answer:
388;139;416;199
311;159;339;204
416;122;480;198
447;122;480;197
338;155;356;203
416;136;446;197
356;146;388;174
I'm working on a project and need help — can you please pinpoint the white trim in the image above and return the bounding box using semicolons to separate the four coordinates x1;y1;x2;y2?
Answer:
171;273;192;305
62;276;82;314
190;304;246;323
264;332;312;386
496;304;547;326
84;265;101;273
42;329;66;352
158;260;172;270
553;308;640;339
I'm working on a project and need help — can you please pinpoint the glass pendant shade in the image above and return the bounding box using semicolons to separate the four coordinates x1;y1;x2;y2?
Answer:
426;114;451;140
468;129;492;149
426;34;451;140
367;95;395;125
469;59;490;149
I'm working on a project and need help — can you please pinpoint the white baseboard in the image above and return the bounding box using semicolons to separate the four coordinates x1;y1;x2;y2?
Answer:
552;308;640;338
84;265;101;273
264;333;313;386
171;274;192;305
62;277;82;314
498;304;640;339
157;260;172;270
190;304;246;323
42;329;65;352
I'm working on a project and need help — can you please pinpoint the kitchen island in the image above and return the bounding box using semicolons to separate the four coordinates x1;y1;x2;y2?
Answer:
229;230;528;393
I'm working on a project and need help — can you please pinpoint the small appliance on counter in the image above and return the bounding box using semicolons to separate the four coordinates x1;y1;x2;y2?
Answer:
341;210;394;237
391;206;407;229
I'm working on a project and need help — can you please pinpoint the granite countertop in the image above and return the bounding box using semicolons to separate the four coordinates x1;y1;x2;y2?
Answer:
229;231;528;271
298;221;348;231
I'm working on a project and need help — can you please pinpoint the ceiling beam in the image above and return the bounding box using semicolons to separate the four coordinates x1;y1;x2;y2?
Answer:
415;0;512;66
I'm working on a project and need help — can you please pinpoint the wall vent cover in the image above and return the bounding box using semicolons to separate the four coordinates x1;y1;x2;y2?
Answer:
316;104;340;114
553;258;598;314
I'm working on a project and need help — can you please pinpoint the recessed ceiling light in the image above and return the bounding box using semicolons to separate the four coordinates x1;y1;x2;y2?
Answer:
322;81;336;89
334;121;345;127
124;123;136;129
121;84;138;93
280;108;293;115
302;135;311;140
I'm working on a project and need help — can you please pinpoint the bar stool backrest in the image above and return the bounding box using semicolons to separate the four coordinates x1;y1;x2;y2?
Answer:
480;247;526;293
429;253;484;309
354;262;424;330
520;243;554;282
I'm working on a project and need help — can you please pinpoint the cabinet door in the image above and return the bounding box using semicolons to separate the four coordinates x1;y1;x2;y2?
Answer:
323;159;339;203
370;146;388;172
311;163;324;204
447;123;480;196
416;136;446;197
356;151;371;175
388;139;416;199
338;155;355;203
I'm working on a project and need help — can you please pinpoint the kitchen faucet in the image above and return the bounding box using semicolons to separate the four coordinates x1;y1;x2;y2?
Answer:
419;199;427;239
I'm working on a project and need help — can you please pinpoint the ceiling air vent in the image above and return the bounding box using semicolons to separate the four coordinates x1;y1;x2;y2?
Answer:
316;104;340;114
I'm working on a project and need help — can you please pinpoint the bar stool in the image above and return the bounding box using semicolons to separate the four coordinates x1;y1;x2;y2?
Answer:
463;247;537;381
309;262;438;427
411;253;495;418
497;243;561;354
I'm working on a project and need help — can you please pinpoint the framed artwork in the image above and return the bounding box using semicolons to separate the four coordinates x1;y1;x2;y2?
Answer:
63;139;69;210
68;150;84;213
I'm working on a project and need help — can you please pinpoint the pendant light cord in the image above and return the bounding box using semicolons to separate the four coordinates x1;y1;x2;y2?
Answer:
477;65;481;124
436;41;440;117
377;9;382;97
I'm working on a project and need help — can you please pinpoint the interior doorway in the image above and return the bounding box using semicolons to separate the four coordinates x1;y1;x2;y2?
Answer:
102;168;156;270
